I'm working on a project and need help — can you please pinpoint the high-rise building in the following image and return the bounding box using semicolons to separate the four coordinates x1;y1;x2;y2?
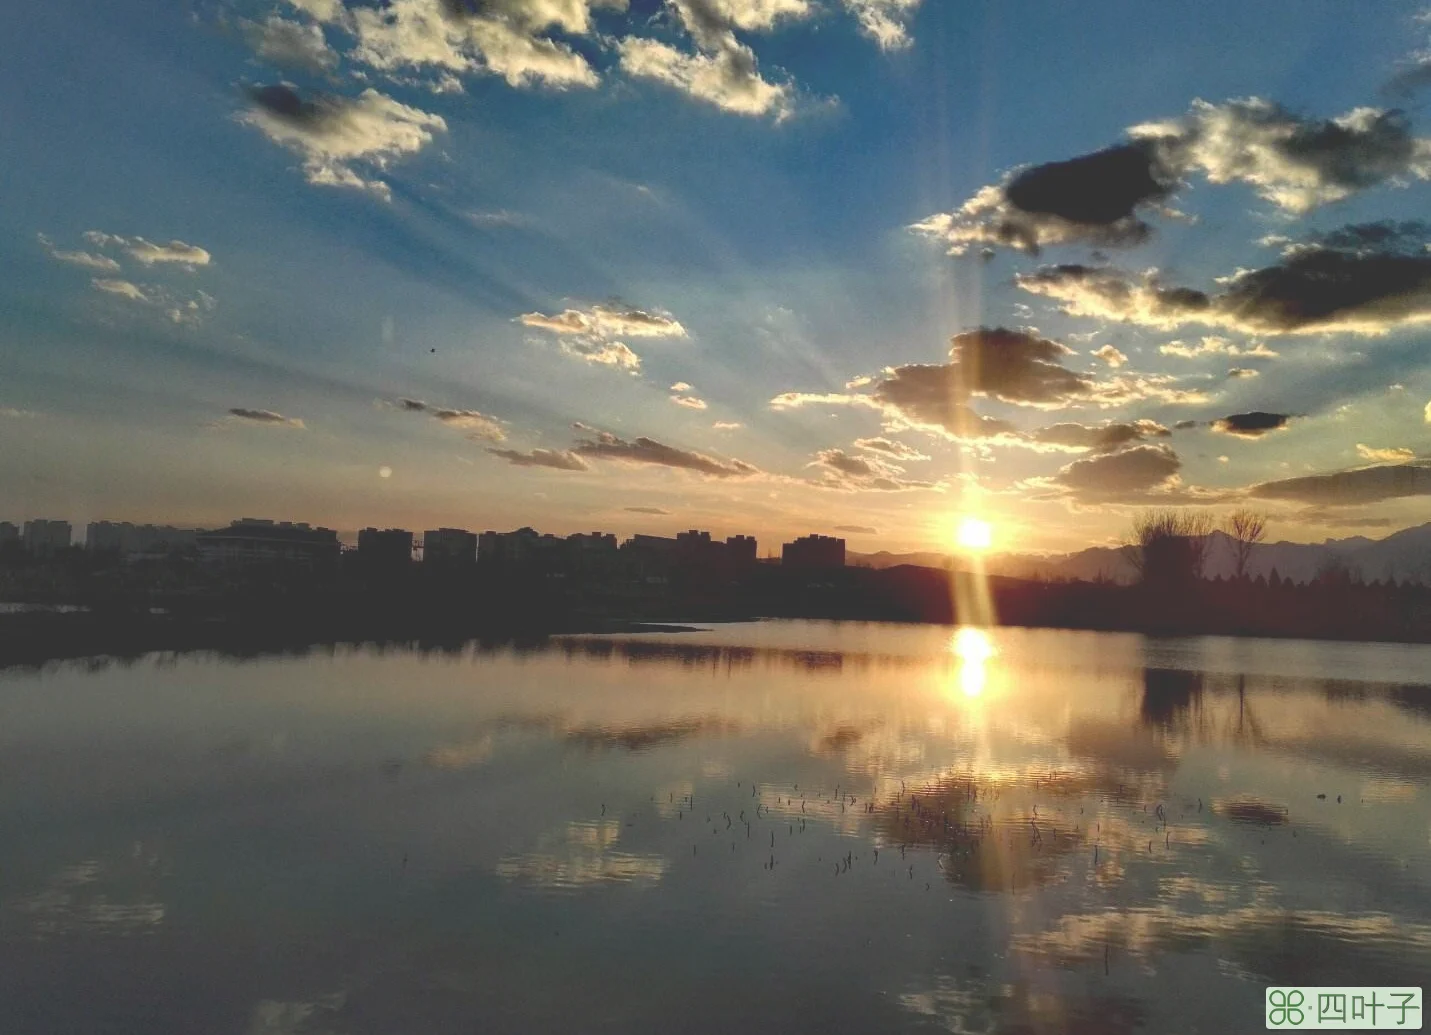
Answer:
0;521;18;547
22;519;72;557
423;527;477;566
196;519;340;571
782;534;845;569
357;528;414;568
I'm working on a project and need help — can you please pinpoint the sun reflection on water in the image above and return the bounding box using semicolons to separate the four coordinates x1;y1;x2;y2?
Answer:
952;626;995;698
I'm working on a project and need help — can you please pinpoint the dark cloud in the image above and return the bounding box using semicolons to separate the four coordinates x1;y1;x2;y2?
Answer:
486;447;589;471
1049;444;1183;497
1291;220;1431;256
1174;420;1199;430
1211;411;1292;437
1031;419;1171;453
625;506;671;515
393;397;505;440
572;430;758;478
917;97;1431;256
866;329;1095;433
227;407;304;428
1249;463;1431;506
809;448;938;492
1018;241;1431;336
911;142;1173;255
834;524;878;534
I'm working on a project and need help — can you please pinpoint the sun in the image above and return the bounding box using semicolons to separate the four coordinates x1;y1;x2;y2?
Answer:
955;516;993;552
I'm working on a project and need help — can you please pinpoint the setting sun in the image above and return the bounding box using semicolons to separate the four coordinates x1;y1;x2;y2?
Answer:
955;516;994;552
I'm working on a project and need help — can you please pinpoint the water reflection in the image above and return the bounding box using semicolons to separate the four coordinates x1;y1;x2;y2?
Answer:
2;621;1430;1035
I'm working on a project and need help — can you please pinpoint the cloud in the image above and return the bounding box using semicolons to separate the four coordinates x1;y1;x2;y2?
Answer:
1426;399;1431;423
1356;443;1416;462
834;524;878;534
713;420;743;429
1248;462;1431;506
618;34;794;119
1274;219;1431;256
395;397;506;440
1029;419;1171;454
853;436;929;460
560;339;642;370
244;14;339;72
772;328;1207;436
227;407;305;428
519;302;687;338
1017;244;1431;336
1226;367;1259;379
239;83;447;200
284;0;350;23
1210;411;1292;437
911;141;1174;255
1045;443;1183;498
572;429;758;477
842;0;922;50
808;447;939;491
670;381;692;391
1131;98;1431;214
625;506;671;514
487;447;590;470
36;233;120;271
341;0;607;89
677;0;814;39
1091;344;1127;368
80;231;212;268
915;98;1431;257
1159;336;1278;359
670;393;708;409
91;278;150;303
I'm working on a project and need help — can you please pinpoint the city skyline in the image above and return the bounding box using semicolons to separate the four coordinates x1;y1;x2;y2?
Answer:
4;1;1431;554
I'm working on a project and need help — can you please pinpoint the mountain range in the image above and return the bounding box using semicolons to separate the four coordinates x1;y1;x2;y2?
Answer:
849;523;1431;586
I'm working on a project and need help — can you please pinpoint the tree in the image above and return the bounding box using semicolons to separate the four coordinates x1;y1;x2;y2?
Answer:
1123;509;1215;590
1223;508;1268;581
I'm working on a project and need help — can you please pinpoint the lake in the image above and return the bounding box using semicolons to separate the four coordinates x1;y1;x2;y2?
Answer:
3;621;1429;1034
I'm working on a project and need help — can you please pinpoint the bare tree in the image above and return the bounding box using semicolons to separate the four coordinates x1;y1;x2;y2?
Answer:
1223;508;1268;581
1123;509;1215;588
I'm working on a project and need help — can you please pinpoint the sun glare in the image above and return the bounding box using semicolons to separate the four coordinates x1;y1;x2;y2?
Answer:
955;516;993;552
951;627;995;698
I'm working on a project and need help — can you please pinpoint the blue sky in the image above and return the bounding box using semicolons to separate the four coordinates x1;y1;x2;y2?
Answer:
3;0;1430;553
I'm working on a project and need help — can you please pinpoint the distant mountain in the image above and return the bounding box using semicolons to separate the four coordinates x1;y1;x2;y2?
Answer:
850;522;1431;586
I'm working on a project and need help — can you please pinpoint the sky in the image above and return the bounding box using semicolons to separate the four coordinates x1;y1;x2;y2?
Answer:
3;0;1431;555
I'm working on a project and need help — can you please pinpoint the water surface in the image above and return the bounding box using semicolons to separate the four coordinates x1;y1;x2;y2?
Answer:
3;621;1430;1034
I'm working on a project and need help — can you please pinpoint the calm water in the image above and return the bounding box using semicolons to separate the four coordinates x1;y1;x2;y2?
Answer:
3;621;1430;1034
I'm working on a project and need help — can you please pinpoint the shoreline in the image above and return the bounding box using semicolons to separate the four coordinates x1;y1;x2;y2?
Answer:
4;602;1430;672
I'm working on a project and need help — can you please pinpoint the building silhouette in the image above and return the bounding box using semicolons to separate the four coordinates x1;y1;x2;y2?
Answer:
782;534;845;569
423;528;477;566
196;519;340;571
22;519;72;558
0;522;17;548
87;521;199;559
357;527;414;568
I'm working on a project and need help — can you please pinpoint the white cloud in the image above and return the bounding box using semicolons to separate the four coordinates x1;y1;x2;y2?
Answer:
561;339;642;370
842;0;922;50
1159;336;1278;358
84;233;211;268
91;278;150;303
348;0;602;89
239;84;447;200
670;381;692;391
1092;344;1127;368
713;420;743;429
36;233;120;271
618;35;793;119
1131;98;1431;214
245;15;339;72
671;393;708;409
520;303;686;338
